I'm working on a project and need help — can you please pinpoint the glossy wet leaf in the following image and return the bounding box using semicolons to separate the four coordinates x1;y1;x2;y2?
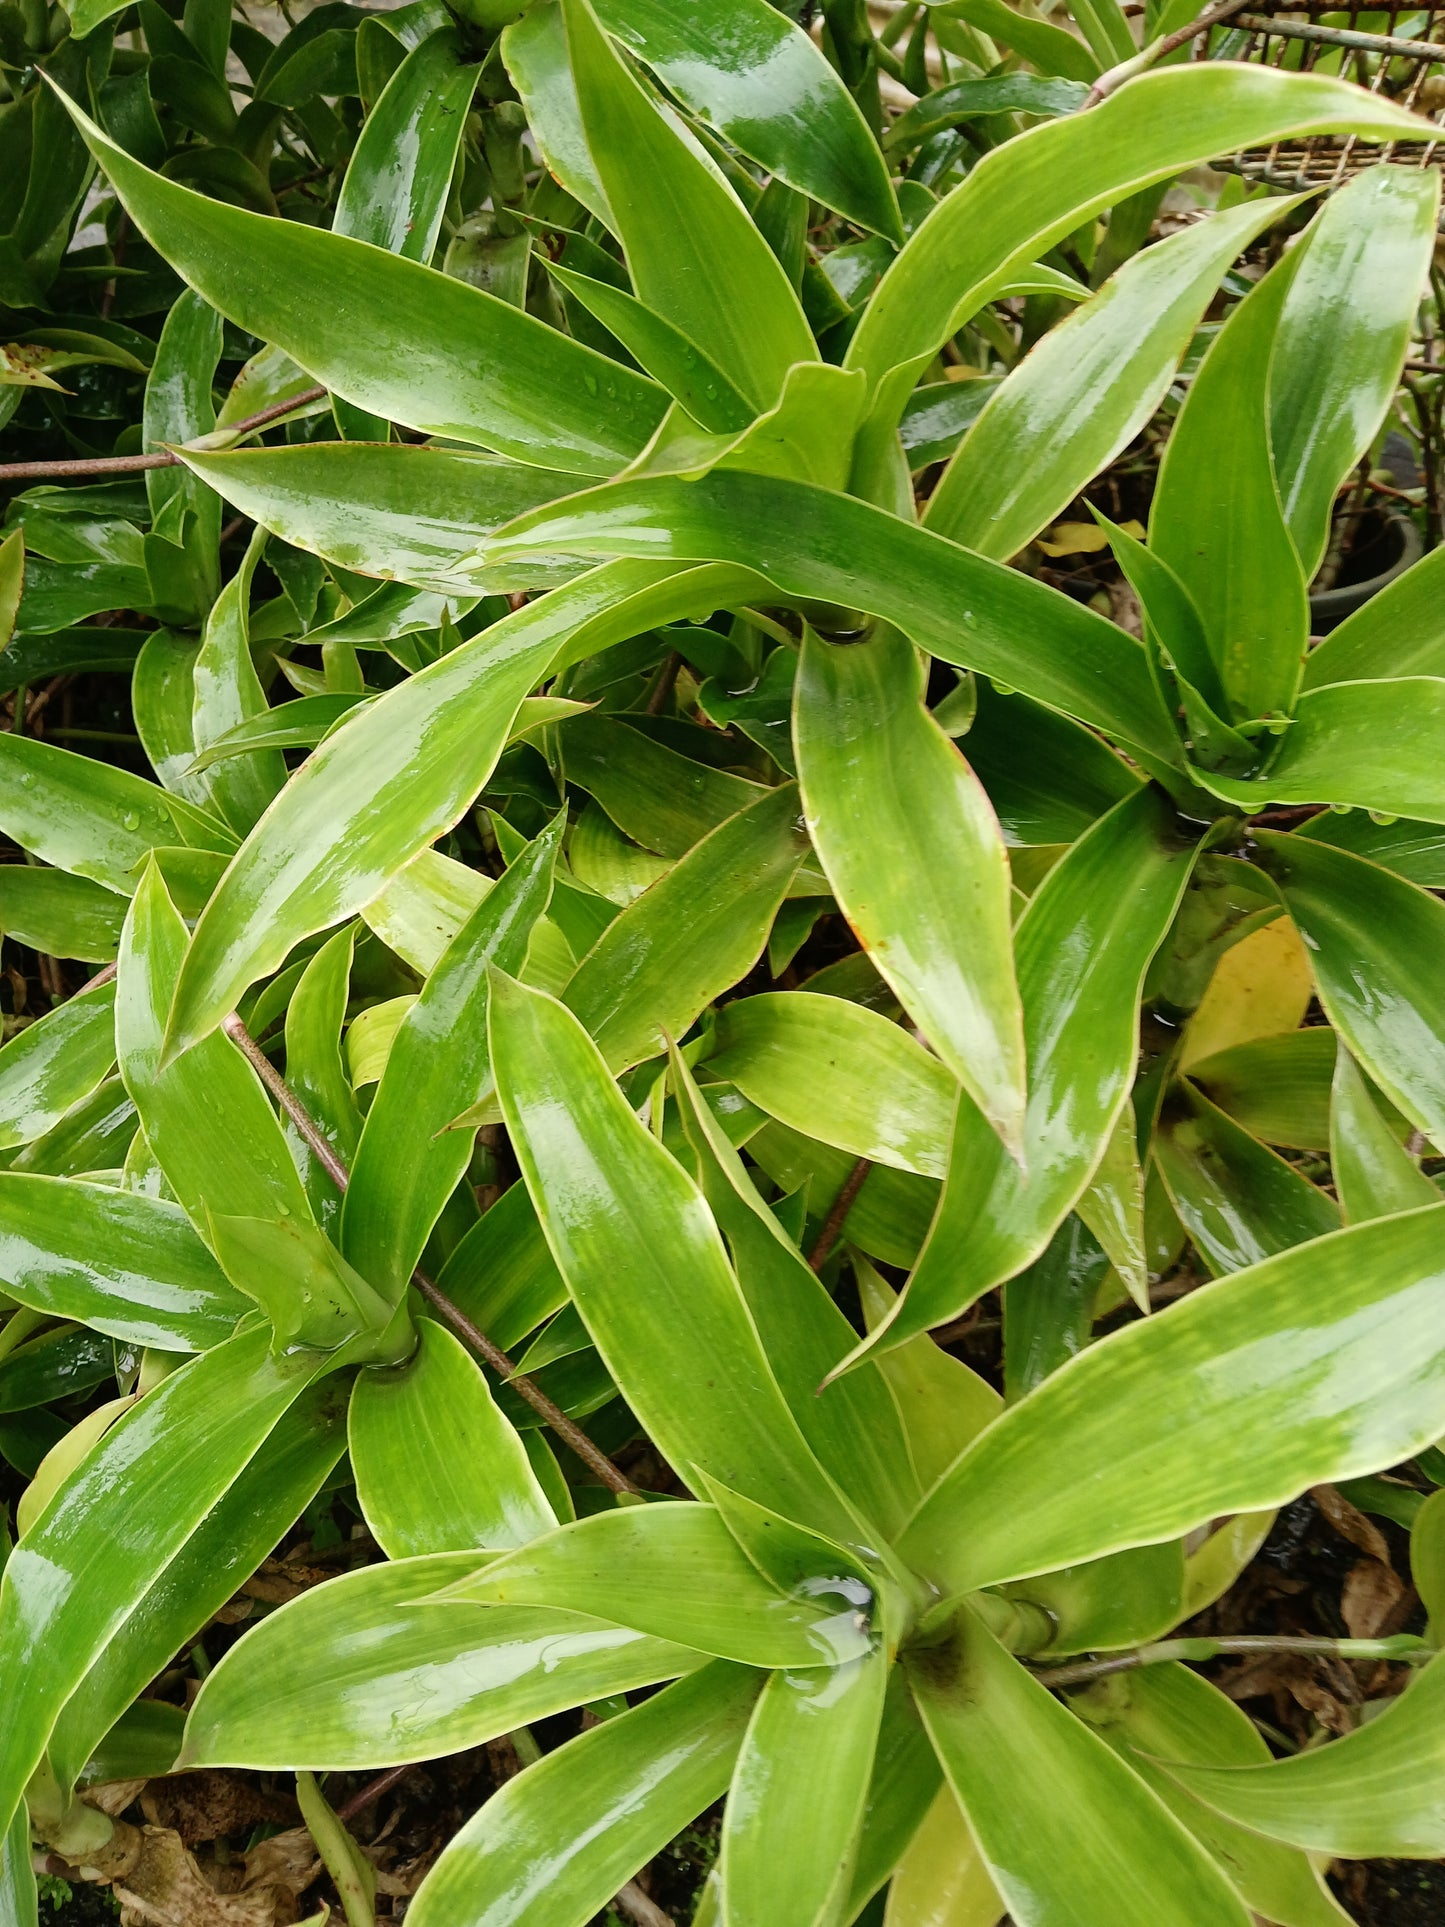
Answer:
720;1646;889;1927
440;1501;867;1667
868;786;1196;1357
48;1378;348;1793
1187;1028;1337;1151
0;979;117;1151
1271;165;1440;579
561;783;806;1077
1165;1650;1445;1857
925;195;1297;564
343;814;560;1291
1303;543;1445;689
1008;1539;1186;1658
179;442;582;594
1256;830;1445;1145
334;26;477;264
909;1606;1250;1927
592;0;900;237
900;1202;1445;1598
1153;1080;1338;1274
167;561;764;1054
489;970;858;1541
350;1319;557;1558
707;991;954;1178
183;1552;702;1770
795;624;1023;1154
282;925;363;1229
483;471;1178;757
0;1175;246;1350
1150;240;1307;723
883;1783;1004;1927
0;867;126;963
0;1325;318;1835
0;731;230;893
58;94;667;473
1083;1664;1352;1926
116;864;316;1239
406;1663;759;1927
1330;1047;1438;1224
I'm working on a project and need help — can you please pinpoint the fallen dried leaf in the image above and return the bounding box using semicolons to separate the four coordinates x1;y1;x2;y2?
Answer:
1342;1558;1407;1640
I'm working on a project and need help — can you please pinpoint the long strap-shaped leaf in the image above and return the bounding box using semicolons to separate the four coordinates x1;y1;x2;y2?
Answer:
845;66;1430;397
488;970;864;1545
406;1663;760;1927
1303;544;1445;689
908;1606;1251;1927
50;87;667;475
179;442;586;594
1330;1047;1439;1225
165;560;769;1056
482;472;1178;757
559;0;815;412
1149;236;1308;723
0;979;117;1151
898;1201;1445;1599
0;1325;322;1836
1255;829;1445;1145
1270;164;1440;580
720;1646;890;1927
1164;1649;1445;1858
795;624;1024;1156
343;814;560;1295
182;1553;703;1772
856;785;1196;1363
924;193;1301;563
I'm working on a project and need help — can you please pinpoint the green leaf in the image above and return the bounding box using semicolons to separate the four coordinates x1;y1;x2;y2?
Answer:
183;1549;702;1768
433;1179;569;1354
343;814;560;1293
188;693;367;772
489;970;859;1541
282;926;363;1231
908;1606;1250;1927
887;74;1090;146
0;1324;319;1835
796;624;1024;1156
1270;165;1440;579
192;552;287;837
143;287;221;622
116;864;317;1240
593;0;900;238
898;1202;1445;1598
482;472;1177;757
846;66;1431;399
546;263;755;435
924;195;1299;563
1002;1215;1110;1402
0;867;126;963
557;712;766;859
749;1121;937;1269
1150;242;1307;723
961;679;1142;848
1007;1540;1186;1659
406;1663;759;1927
866;786;1196;1359
1201;678;1445;825
559;0;815;411
845;1672;946;1919
1255;830;1445;1146
165;561;765;1054
1082;1664;1351;1927
55;89;667;474
1153;1080;1339;1275
334;27;477;263
1186;1026;1337;1151
1330;1047;1437;1225
707;991;955;1178
1303;545;1445;689
0;1175;247;1349
439;1501;868;1667
671;1053;921;1542
0;732;232;893
178;443;582;594
48;1379;348;1793
0;1805;34;1927
0;980;117;1151
720;1646;889;1927
561;783;807;1075
205;1209;394;1353
882;1783;1004;1927
350;1318;557;1557
1164;1649;1445;1858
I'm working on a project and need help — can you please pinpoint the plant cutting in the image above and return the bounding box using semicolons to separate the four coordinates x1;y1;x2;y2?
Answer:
2;0;1445;1920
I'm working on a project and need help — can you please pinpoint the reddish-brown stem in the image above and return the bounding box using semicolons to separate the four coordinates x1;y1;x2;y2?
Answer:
0;386;328;484
334;1764;411;1825
808;1156;872;1272
222;1011;638;1495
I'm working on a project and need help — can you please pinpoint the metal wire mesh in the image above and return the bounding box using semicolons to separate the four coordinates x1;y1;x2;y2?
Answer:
1206;4;1445;193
